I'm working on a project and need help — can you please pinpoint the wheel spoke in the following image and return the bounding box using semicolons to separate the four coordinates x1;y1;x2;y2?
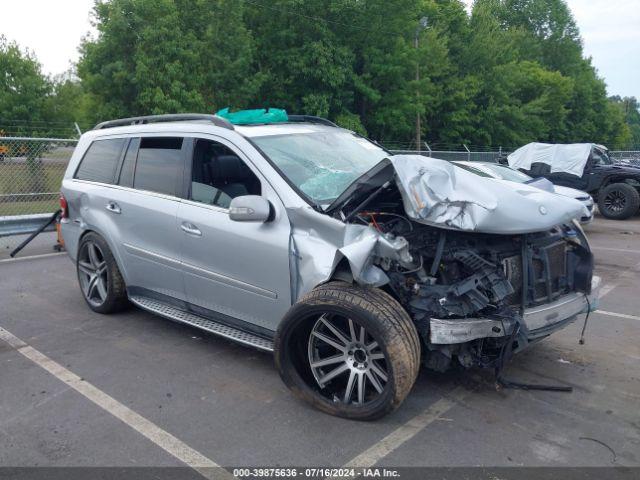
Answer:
318;363;349;385
88;243;101;267
87;276;98;299
369;352;385;360
95;277;108;301
366;341;378;351
366;370;384;393
310;353;345;369
81;276;92;296
78;261;94;277
359;325;365;344
319;315;349;346
343;370;357;404
311;331;347;352
357;372;365;403
348;318;357;342
370;362;388;383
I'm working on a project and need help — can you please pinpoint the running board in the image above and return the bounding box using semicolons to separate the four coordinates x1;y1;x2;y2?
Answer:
129;295;274;352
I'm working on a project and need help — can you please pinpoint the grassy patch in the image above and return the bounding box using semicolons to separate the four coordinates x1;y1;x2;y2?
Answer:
0;162;66;195
0;199;58;216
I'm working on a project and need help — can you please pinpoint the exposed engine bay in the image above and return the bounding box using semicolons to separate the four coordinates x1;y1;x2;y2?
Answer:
333;185;594;372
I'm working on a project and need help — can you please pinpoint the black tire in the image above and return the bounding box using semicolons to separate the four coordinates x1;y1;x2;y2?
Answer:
598;183;640;220
274;281;421;420
77;232;128;314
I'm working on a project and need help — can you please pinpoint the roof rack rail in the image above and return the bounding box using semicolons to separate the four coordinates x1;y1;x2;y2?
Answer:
287;115;338;128
93;113;234;131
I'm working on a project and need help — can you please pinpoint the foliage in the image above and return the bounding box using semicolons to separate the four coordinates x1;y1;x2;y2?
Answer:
3;0;639;149
78;0;257;122
0;36;53;136
609;96;640;149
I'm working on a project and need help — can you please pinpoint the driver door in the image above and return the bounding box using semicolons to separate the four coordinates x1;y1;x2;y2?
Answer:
177;136;292;333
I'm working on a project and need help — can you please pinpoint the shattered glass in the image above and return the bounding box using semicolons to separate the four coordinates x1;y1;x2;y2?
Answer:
250;129;387;203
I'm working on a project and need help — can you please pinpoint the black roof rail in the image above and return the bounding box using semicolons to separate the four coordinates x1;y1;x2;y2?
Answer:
93;113;234;131
287;115;339;128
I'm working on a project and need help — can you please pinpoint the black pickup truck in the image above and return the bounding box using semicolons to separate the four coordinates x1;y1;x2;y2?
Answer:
506;143;640;220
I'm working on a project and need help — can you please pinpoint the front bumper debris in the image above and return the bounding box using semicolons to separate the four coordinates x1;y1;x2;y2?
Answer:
429;276;601;344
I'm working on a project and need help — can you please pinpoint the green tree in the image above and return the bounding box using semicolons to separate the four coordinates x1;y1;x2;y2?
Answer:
610;96;640;148
47;72;95;133
0;35;52;136
0;36;56;191
78;0;258;122
67;0;632;150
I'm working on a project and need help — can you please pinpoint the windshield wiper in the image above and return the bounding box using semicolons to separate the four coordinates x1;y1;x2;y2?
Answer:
325;158;395;217
342;180;392;221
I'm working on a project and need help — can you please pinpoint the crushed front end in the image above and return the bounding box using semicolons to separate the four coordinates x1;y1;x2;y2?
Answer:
321;155;599;373
374;220;599;371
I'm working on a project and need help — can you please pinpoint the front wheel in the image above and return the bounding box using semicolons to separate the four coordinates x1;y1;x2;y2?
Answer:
275;282;421;420
598;183;640;220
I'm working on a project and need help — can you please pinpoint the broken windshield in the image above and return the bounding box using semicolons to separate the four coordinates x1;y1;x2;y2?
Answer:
250;130;388;203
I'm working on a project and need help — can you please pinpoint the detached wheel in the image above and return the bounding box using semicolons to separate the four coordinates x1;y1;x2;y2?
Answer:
77;232;128;314
275;282;420;420
598;183;640;220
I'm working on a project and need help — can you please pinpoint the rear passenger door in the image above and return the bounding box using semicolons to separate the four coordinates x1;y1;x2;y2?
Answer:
177;137;292;333
104;136;188;301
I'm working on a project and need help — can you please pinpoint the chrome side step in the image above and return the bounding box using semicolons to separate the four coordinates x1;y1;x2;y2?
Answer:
129;295;274;352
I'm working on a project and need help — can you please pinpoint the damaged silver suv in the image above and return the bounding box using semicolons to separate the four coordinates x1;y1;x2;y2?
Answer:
60;113;600;420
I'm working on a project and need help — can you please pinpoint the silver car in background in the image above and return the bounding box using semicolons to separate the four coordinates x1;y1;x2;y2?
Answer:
453;161;594;224
60;113;599;420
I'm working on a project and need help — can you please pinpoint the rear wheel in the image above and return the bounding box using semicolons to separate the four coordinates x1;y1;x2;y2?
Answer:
598;183;640;220
275;282;420;420
77;232;128;314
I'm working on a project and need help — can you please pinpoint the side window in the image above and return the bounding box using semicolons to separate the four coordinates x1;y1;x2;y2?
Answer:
117;137;140;188
190;139;261;209
133;137;184;196
74;138;126;184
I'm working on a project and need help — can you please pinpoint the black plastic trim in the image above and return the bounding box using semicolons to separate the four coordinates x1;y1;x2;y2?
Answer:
127;286;276;340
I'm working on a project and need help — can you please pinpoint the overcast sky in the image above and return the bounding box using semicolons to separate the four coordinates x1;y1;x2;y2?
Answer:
2;0;638;99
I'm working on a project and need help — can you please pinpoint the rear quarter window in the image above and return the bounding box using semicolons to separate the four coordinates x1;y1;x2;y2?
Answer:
74;138;126;184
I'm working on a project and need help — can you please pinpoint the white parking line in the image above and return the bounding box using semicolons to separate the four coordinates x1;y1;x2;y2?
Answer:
0;326;227;480
591;246;640;254
596;310;640;322
599;283;618;298
0;252;65;264
344;387;469;467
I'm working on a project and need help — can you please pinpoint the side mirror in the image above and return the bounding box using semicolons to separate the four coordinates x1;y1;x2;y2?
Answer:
228;195;273;222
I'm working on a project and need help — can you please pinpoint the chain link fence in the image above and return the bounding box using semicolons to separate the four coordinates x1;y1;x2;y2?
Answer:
388;149;507;162
0;137;77;255
609;150;640;167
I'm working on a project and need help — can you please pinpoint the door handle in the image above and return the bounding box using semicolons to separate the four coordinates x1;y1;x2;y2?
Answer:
105;201;121;214
180;222;202;237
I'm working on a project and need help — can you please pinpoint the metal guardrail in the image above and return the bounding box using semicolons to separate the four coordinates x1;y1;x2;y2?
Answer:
0;213;57;238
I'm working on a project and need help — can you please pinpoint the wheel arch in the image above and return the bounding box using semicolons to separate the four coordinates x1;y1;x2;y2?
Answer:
601;175;640;189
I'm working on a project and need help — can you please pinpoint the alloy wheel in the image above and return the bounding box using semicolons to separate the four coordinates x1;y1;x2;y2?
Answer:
307;314;389;405
603;190;626;213
78;241;109;307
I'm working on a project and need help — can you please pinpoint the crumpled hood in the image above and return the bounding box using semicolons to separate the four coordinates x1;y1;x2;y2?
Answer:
392;155;588;234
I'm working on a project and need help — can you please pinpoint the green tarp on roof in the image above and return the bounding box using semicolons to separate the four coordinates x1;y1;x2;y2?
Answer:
216;107;288;125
